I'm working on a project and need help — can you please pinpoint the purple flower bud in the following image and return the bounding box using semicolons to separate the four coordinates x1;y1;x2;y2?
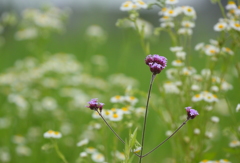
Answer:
145;55;154;65
86;98;104;112
98;103;104;113
185;107;199;120
145;54;167;74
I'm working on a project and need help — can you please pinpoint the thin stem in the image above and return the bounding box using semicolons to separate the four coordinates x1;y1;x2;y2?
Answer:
52;139;68;163
217;0;227;18
142;119;189;158
139;74;156;163
96;110;141;157
96;110;125;144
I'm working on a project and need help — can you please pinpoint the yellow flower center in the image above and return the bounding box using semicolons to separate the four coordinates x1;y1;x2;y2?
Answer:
113;113;118;118
218;24;224;28
168;10;174;14
195;94;201;98
235;23;240;27
122;107;128;111
187;8;192;12
228;1;235;5
210;49;216;54
115;95;121;99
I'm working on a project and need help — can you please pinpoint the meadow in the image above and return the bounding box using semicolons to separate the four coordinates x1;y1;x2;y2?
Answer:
0;0;240;163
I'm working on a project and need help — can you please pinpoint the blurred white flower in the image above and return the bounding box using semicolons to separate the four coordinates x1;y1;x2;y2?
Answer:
91;152;105;162
77;139;89;147
41;97;57;110
43;130;62;139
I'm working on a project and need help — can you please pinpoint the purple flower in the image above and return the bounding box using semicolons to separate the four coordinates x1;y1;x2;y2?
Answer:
185;107;199;120
86;98;104;112
145;54;167;74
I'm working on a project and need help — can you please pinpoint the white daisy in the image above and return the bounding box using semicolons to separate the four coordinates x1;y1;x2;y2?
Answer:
91;152;105;162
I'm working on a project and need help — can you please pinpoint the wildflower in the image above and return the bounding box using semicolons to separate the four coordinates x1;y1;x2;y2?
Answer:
15;145;31;156
166;0;179;5
220;81;233;91
229;140;240;147
226;1;237;10
195;42;205;51
182;6;196;17
77;139;89;147
121;107;131;114
204;45;220;56
159;16;173;22
145;54;167;75
124;96;138;105
15;28;38;41
161;22;174;28
43;130;62;139
178;28;193;35
109;112;123;121
91;152;105;162
120;1;134;11
194;128;200;135
165;130;173;136
41;96;58;110
132;147;142;153
230;21;240;31
185;107;199;120
211;85;219;92
182;67;196;76
236;104;240;112
205;131;213;139
219;159;231;163
86;98;104;112
181;20;195;28
191;85;201;91
85;147;97;154
171;60;184;67
170;46;183;52
110;95;124;103
200;160;212;163
114;151;125;160
134;0;148;9
166;68;178;79
163;81;180;94
80;152;88;157
211;116;220;123
164;8;179;17
214;22;228;31
221;47;234;55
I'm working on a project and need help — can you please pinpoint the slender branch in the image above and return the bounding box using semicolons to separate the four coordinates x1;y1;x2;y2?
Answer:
217;0;227;18
96;110;141;158
139;74;156;163
142;119;189;158
52;139;68;163
97;110;125;144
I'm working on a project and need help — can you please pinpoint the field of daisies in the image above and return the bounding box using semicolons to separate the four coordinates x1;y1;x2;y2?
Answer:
0;0;240;163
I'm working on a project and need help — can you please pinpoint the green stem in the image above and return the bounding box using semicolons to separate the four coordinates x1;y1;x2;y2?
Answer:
142;119;189;158
52;139;68;163
133;20;149;55
96;110;141;158
217;0;227;18
139;74;156;163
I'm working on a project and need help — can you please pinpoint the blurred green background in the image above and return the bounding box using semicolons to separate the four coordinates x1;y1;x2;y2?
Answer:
0;0;239;163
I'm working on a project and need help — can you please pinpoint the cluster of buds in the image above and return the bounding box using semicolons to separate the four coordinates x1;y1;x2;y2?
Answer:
86;98;104;113
145;54;167;75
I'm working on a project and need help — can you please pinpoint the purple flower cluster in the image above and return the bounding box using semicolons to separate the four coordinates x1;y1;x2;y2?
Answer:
86;98;104;112
185;107;199;120
145;54;167;75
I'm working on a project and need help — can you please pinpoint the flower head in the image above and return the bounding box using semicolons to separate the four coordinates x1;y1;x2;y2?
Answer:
86;98;104;112
43;130;62;139
145;54;167;74
185;107;199;119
